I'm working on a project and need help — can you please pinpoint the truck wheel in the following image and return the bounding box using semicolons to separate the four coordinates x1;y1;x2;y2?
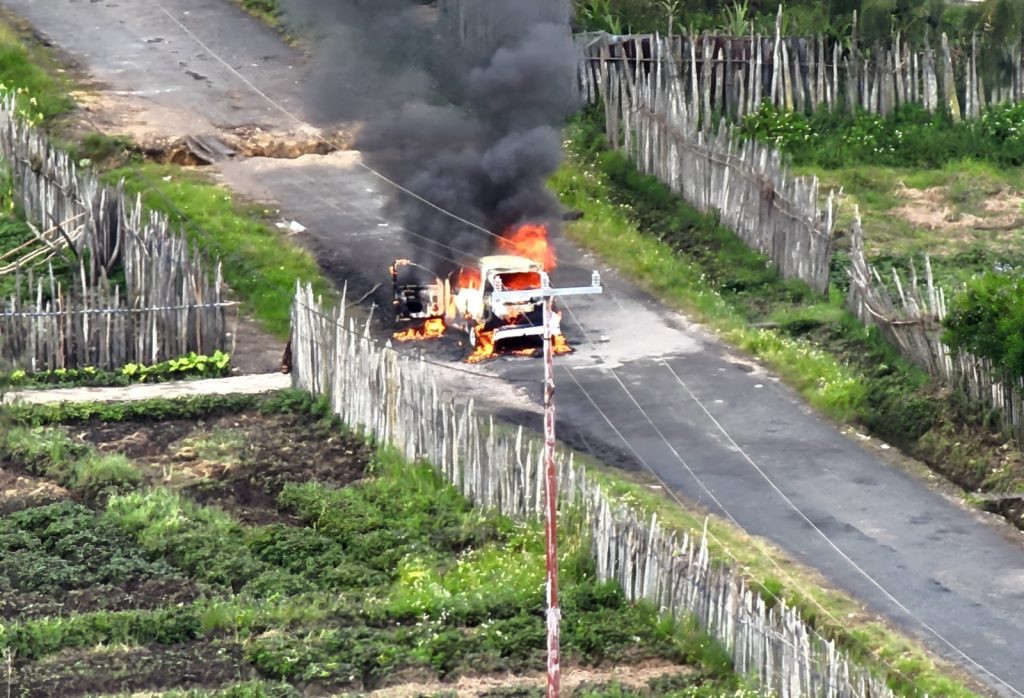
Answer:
468;325;477;348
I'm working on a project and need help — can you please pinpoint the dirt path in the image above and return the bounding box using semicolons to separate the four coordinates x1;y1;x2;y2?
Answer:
4;1;1024;694
2;373;291;405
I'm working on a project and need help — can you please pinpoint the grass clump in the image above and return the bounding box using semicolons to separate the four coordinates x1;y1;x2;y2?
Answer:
232;0;282;28
107;163;335;338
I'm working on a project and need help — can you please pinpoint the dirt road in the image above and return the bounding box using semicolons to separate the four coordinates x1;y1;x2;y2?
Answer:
4;0;1023;694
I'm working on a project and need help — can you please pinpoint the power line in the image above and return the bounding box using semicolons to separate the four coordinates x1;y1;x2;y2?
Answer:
151;0;494;241
133;6;1020;692
556;299;1022;697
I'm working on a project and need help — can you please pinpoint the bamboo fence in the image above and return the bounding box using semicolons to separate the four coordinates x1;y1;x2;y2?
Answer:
846;211;1024;448
291;283;902;698
579;17;1024;123
0;98;229;371
580;33;835;295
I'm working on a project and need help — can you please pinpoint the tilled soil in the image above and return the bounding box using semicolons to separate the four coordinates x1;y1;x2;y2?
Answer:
9;641;249;698
0;576;204;622
0;470;68;515
80;411;370;524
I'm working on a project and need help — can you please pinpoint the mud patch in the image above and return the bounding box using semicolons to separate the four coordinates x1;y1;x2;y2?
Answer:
79;411;370;524
9;641;248;698
68;90;351;165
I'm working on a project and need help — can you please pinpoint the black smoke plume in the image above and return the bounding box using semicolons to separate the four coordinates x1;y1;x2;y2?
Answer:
279;0;578;275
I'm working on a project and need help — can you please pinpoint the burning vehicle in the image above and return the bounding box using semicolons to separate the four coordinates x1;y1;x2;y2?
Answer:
391;224;571;361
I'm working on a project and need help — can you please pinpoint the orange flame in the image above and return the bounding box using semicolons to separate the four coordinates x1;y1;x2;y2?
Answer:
393;317;446;342
553;333;572;356
498;223;556;271
498;271;543;291
553;311;572;356
466;324;496;363
458;266;482;290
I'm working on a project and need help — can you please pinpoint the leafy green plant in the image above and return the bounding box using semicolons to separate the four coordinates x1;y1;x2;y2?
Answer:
4;351;232;389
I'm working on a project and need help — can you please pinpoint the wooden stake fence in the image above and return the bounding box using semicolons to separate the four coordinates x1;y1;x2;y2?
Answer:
580;33;835;295
0;98;228;371
846;210;1024;448
579;23;1024;122
291;284;903;698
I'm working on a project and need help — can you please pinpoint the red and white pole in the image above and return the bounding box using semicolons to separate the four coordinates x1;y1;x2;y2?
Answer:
542;296;560;698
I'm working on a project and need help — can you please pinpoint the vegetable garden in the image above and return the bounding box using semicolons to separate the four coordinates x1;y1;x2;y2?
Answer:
0;392;758;697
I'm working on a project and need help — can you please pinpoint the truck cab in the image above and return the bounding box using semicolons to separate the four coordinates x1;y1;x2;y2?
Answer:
452;255;560;346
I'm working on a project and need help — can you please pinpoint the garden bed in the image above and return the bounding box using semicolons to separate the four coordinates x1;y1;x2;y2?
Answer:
0;393;751;697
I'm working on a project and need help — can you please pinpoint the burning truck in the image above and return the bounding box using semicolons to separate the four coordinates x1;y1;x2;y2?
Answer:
391;223;570;362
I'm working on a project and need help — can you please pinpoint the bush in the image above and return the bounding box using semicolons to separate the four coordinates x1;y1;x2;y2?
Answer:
943;271;1024;383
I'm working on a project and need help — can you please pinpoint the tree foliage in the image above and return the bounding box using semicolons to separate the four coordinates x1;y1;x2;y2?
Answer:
943;272;1024;382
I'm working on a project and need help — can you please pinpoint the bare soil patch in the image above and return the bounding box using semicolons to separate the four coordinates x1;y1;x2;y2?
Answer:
892;184;1024;249
9;641;248;698
78;411;370;524
0;576;203;622
370;660;695;697
0;469;68;514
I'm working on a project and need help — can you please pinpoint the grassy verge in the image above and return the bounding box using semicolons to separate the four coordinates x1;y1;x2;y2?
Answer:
107;164;337;338
553;112;1024;504
0;11;75;124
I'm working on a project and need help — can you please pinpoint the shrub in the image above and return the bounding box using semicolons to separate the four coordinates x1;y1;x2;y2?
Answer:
943;271;1024;382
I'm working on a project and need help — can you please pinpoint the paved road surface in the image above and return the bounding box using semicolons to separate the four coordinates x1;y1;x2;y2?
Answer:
4;0;1024;694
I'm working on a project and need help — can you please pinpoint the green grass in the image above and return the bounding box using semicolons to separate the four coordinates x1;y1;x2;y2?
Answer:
0;425;142;501
107;163;336;338
0;15;74;124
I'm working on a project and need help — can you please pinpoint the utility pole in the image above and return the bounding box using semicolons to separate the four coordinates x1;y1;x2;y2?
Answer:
491;270;603;698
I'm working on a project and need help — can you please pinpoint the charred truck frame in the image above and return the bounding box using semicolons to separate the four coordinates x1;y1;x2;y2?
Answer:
392;255;561;349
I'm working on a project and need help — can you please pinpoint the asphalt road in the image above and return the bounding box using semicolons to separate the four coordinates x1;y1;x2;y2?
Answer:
6;0;1024;694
